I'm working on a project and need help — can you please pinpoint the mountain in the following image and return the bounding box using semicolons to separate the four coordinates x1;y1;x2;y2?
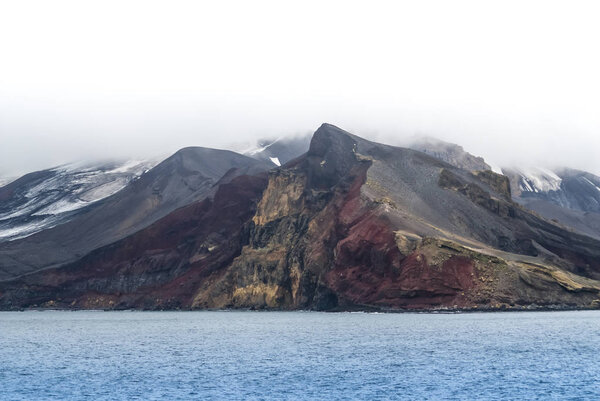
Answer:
0;160;156;242
503;167;600;239
2;124;600;311
0;148;271;281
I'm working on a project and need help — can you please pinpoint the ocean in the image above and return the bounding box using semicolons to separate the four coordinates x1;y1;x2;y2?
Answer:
1;310;599;400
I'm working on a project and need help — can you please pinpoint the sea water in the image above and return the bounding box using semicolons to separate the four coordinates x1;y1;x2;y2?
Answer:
1;310;599;400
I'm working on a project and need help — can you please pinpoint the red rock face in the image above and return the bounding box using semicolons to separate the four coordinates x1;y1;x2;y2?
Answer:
325;182;478;309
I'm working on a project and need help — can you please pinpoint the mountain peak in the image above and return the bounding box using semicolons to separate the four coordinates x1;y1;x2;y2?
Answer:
309;123;357;157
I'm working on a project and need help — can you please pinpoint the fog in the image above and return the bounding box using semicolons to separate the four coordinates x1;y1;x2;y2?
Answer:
2;0;600;177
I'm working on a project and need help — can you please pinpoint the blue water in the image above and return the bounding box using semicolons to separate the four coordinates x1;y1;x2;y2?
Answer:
1;311;599;400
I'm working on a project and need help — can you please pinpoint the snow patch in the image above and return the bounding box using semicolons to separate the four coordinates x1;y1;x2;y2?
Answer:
32;198;89;216
517;167;562;193
0;218;59;241
269;157;281;167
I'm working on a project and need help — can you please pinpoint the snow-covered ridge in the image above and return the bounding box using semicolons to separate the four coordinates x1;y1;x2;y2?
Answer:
0;159;158;241
514;167;562;193
503;165;600;218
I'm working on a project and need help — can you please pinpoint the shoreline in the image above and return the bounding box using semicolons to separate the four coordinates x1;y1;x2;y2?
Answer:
2;305;599;313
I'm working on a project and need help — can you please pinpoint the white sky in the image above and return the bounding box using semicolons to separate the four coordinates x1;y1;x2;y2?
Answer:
1;0;600;176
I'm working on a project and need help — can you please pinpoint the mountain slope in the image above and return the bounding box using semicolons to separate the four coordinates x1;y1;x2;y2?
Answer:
0;148;270;280
0;160;156;242
503;167;600;239
1;124;600;310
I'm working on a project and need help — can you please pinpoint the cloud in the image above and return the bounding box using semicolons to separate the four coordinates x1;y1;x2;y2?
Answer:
1;0;600;176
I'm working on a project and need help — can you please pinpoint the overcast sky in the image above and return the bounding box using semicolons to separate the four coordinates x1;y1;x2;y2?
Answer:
1;0;600;177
